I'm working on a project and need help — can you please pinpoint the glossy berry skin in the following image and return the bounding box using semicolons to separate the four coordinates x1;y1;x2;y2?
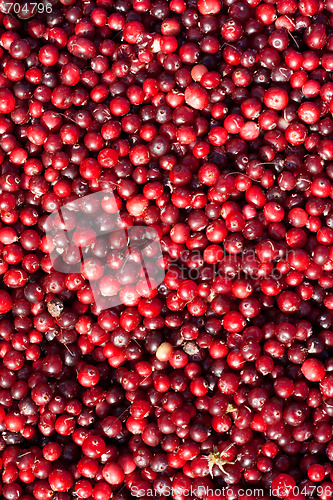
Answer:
301;358;326;382
0;89;16;114
308;464;325;482
264;88;289;110
271;474;296;498
48;469;73;492
185;84;209;110
0;290;13;313
77;365;100;387
102;462;124;485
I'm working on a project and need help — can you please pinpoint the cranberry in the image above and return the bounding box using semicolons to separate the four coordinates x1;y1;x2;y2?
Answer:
0;290;13;313
48;469;73;492
0;89;16;114
301;358;326;382
264;87;289;110
102;462;125;485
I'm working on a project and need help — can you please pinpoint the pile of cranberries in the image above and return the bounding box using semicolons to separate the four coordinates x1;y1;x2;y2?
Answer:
1;0;333;499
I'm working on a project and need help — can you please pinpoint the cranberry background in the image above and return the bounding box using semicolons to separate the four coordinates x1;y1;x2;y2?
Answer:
0;0;333;499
